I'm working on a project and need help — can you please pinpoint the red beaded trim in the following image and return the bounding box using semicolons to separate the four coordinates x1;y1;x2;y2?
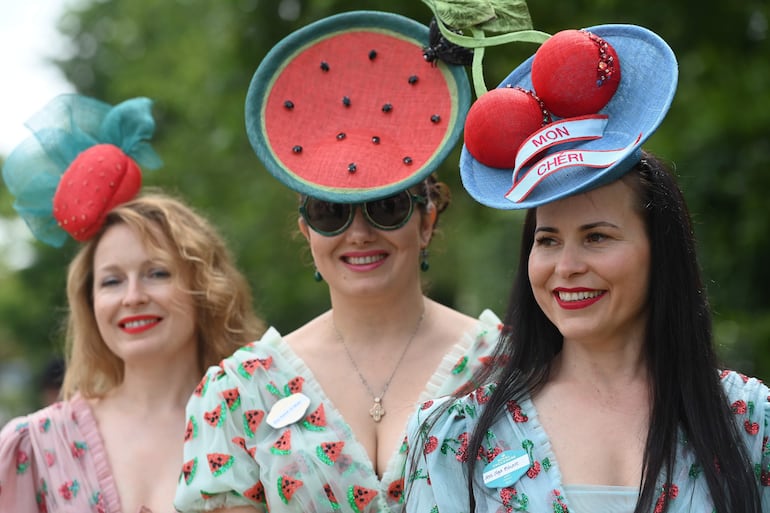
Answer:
584;31;616;87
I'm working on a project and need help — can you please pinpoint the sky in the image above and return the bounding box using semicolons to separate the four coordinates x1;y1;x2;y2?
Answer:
0;0;75;156
0;0;75;267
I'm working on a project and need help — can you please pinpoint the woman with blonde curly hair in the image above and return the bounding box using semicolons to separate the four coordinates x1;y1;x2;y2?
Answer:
61;192;263;400
0;95;264;513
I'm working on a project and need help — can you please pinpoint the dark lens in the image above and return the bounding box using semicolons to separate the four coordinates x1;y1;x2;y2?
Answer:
365;192;413;229
304;199;351;234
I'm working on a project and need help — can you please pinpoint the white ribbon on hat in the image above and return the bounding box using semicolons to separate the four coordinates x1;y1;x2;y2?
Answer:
505;130;642;203
512;115;609;181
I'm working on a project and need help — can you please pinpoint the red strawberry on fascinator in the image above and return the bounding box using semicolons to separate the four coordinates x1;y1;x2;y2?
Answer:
2;94;162;246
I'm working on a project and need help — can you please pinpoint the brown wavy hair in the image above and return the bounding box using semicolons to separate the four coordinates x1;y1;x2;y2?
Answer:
410;173;452;232
60;192;264;399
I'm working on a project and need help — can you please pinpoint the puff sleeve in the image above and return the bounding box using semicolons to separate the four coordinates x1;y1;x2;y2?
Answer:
0;417;41;513
173;346;267;512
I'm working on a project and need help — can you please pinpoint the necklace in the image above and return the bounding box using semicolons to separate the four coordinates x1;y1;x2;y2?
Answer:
334;309;425;422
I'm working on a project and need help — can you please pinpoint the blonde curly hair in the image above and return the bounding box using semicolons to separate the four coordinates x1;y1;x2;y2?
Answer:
60;192;264;399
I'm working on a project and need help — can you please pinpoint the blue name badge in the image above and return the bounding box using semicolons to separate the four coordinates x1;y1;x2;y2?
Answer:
482;449;531;488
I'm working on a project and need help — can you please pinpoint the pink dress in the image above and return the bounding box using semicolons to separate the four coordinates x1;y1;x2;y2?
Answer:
0;394;150;513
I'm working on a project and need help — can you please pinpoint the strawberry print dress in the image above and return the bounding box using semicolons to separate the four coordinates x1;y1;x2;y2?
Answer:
0;394;137;513
173;309;502;513
404;370;770;513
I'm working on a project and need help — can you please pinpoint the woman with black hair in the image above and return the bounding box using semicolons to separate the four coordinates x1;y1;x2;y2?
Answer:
405;24;768;513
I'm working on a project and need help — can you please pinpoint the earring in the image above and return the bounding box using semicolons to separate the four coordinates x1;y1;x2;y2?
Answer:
420;248;430;272
313;269;323;282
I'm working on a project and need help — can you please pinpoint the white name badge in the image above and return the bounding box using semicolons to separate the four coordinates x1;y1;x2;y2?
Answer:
482;449;531;488
266;393;311;429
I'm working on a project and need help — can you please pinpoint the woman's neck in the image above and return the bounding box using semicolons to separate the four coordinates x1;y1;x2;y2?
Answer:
99;358;200;414
329;291;428;348
550;340;649;392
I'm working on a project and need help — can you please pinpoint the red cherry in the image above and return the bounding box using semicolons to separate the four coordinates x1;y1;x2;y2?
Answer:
464;87;545;169
744;420;760;435
424;436;439;454
531;29;620;118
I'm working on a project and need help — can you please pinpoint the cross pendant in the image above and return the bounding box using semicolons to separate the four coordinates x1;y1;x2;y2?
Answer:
369;397;385;422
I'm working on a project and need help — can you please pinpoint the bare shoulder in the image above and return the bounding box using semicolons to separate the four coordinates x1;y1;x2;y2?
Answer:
424;299;479;339
283;309;332;349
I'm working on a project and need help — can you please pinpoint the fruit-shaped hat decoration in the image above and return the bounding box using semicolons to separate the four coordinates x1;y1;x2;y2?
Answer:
2;94;162;246
245;11;473;203
464;29;621;171
459;24;679;210
531;29;621;119
463;87;551;170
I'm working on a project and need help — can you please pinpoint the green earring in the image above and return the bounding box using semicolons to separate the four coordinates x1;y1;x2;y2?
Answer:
420;249;429;272
313;269;323;282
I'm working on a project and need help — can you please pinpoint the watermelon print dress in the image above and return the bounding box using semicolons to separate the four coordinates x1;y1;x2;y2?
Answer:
0;394;141;513
404;370;770;513
173;309;502;513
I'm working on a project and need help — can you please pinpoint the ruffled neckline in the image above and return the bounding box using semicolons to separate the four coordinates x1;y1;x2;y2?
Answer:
70;393;154;513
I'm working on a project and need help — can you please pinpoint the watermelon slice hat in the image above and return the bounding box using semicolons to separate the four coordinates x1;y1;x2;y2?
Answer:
2;94;163;246
245;10;472;202
459;24;679;210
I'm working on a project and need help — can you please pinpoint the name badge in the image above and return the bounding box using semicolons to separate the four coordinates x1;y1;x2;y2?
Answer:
266;393;311;428
482;449;531;488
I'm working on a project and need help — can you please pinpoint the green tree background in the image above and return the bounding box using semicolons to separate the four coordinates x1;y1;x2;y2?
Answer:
1;0;769;417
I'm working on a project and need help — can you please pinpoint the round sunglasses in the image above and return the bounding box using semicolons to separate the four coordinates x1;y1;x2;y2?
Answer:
300;191;427;236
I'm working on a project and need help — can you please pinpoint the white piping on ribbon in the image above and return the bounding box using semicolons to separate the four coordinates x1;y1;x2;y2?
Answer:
505;133;643;203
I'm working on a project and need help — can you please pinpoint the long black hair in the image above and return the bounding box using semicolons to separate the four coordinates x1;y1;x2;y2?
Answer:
458;152;761;512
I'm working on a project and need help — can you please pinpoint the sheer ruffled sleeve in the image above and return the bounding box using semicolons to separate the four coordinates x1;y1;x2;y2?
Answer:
422;309;503;401
173;336;272;513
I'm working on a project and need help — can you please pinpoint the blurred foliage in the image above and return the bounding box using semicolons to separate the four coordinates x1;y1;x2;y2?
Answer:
1;0;769;417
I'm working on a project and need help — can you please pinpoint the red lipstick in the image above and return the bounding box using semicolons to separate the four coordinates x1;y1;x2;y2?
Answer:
553;288;606;310
118;315;161;334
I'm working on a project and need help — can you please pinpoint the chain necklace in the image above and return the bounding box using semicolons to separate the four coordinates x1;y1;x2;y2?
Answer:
334;309;425;422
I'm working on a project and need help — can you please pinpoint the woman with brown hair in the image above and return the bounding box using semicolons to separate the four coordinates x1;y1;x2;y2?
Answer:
173;10;503;513
0;94;264;513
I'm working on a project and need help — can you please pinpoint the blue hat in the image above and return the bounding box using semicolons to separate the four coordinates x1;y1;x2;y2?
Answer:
245;11;471;203
460;24;678;210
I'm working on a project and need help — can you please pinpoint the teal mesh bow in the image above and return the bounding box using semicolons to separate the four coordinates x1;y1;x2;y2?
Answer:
2;95;162;247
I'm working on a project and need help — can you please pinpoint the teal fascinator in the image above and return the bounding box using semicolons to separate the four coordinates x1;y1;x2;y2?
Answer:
2;94;162;247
